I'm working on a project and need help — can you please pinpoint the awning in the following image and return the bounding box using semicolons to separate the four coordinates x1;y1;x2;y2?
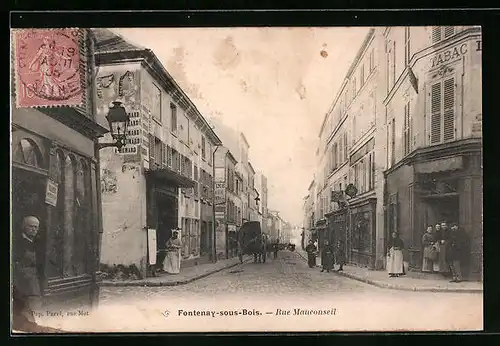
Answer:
414;156;463;174
145;168;196;188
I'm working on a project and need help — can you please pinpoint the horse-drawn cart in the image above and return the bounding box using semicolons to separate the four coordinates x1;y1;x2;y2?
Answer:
238;221;268;263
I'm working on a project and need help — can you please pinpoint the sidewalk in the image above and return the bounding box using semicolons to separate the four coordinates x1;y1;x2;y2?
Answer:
100;256;251;287
296;249;483;293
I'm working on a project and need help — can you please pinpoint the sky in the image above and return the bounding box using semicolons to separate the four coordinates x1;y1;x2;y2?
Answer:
114;27;369;226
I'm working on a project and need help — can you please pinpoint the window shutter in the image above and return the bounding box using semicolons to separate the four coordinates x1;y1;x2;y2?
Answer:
149;134;155;165
443;77;455;142
161;143;166;167
166;146;172;168
180;155;185;176
444;26;455;39
430;82;442;144
432;27;441;43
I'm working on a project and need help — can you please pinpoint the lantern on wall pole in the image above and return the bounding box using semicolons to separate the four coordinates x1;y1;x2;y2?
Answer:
99;101;130;150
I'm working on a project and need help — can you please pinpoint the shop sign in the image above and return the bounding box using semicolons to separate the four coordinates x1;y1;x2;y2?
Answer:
45;179;58;206
331;190;343;202
430;42;468;69
345;183;358;198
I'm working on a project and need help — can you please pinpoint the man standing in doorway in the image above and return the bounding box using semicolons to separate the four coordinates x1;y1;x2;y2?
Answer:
12;216;42;330
447;223;467;283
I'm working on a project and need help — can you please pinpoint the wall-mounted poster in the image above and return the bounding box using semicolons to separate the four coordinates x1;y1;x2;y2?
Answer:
45;179;58;207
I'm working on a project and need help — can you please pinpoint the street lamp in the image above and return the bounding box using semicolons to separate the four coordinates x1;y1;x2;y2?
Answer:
98;101;130;150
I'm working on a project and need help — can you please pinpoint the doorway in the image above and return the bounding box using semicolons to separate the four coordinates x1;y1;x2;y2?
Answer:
12;167;48;283
424;195;460;227
156;193;178;255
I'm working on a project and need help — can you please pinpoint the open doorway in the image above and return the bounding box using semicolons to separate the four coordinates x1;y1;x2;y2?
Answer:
155;193;178;263
12;167;47;286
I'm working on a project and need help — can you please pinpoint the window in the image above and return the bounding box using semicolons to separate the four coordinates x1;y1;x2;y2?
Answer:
193;164;199;198
430;77;455;144
404;27;411;65
152;84;162;122
432;26;456;44
201;136;206;160
166;146;172;168
170;103;177;133
403;101;412;155
368;152;375;191
386;40;396;93
343;132;348;161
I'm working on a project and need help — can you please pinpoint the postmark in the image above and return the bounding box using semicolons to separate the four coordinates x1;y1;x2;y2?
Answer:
13;28;84;108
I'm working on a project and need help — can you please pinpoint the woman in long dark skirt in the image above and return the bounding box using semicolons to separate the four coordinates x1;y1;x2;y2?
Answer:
305;240;317;268
320;240;334;272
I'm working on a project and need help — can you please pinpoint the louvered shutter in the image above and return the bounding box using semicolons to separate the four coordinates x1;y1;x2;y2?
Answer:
430;82;442;144
444;26;455;39
149;134;155;166
161;143;166;168
443;77;455;142
432;27;441;43
166;146;172;168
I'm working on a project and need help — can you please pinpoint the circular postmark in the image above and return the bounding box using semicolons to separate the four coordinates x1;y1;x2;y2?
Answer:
14;28;83;105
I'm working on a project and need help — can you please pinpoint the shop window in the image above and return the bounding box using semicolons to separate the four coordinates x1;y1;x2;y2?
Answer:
430;77;456;144
74;159;90;276
63;155;77;277
46;150;65;278
18;138;43;168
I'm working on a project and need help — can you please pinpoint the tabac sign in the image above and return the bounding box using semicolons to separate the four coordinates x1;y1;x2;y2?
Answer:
430;42;468;70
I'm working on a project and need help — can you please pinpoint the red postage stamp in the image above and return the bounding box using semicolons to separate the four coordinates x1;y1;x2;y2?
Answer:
13;28;84;108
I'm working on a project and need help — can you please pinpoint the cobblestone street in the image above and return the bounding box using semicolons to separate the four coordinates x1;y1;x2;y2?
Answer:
36;250;482;332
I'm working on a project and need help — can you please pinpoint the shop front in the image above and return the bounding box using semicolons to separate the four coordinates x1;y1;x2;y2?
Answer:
12;106;108;310
326;209;348;249
145;168;195;275
314;219;327;252
385;139;482;280
346;198;377;268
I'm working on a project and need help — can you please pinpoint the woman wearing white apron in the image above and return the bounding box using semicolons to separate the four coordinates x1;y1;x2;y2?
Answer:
387;232;405;277
163;231;182;274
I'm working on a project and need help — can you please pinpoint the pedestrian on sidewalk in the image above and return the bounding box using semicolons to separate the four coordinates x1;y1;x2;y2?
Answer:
273;238;279;259
437;222;451;277
422;226;438;273
387;232;405;278
320;240;334;273
305;240;317;268
447;223;467;283
13;216;43;331
164;230;182;274
335;240;346;271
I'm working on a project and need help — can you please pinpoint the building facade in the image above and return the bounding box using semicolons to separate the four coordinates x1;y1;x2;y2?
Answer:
94;29;221;277
255;172;268;234
209;117;251;225
11;29;106;308
214;146;239;259
383;26;482;279
308;26;482;278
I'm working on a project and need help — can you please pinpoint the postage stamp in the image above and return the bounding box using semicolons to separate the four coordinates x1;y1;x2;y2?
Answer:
12;28;84;108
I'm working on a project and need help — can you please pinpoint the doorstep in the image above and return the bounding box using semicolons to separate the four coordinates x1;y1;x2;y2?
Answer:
296;250;483;293
100;256;251;287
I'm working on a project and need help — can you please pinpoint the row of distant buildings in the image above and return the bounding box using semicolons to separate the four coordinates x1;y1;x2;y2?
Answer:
94;29;292;275
303;26;482;280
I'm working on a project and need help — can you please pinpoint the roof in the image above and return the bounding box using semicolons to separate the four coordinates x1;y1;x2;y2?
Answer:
247;161;256;175
92;29;222;146
93;28;145;54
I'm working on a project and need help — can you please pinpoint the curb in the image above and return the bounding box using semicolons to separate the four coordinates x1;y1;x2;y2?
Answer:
296;251;483;294
100;258;252;287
